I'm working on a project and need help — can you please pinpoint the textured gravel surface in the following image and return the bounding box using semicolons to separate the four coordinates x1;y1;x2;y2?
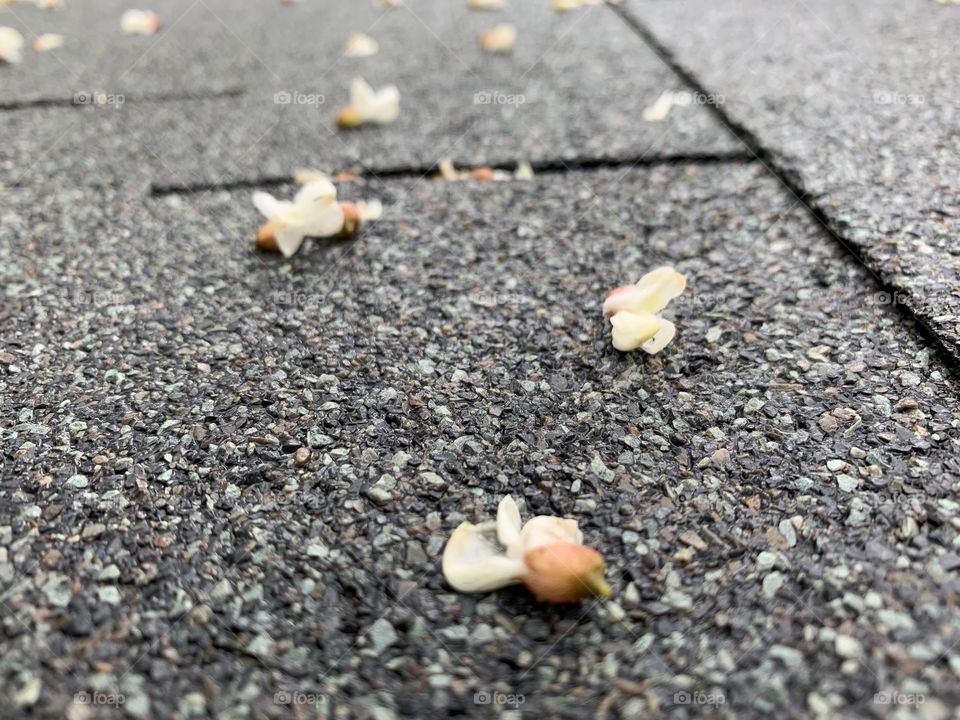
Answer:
3;164;960;719
0;0;738;190
622;0;960;364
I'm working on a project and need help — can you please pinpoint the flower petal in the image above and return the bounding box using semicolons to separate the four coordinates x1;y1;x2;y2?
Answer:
603;266;686;316
121;9;161;35
252;191;292;221
640;318;676;354
521;515;583;553
442;521;527;592
497;496;523;557
344;32;379;58
357;199;383;223
632;266;687;312
370;85;400;123
274;227;307;258
0;26;25;63
350;76;377;108
609;310;660;352
294;178;337;205
480;23;516;54
32;33;64;53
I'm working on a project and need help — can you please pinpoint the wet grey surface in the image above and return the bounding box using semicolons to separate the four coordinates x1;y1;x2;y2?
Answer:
2;165;960;718
622;0;960;363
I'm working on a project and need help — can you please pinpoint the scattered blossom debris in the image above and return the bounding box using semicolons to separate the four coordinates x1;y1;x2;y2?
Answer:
442;496;612;603
344;32;379;58
336;77;400;128
0;27;24;63
479;23;516;54
121;9;162;36
604;266;687;353
642;90;690;122
32;33;64;52
436;158;533;182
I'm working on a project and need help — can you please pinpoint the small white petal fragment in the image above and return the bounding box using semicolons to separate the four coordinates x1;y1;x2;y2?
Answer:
121;9;161;36
642;90;692;122
514;160;534;180
344;32;379;58
375;0;401;7
441;521;527;592
553;0;601;11
640;318;676;355
0;27;25;63
605;266;686;354
520;515;583;553
468;0;506;9
356;199;382;223
32;33;64;52
610;311;661;352
479;23;516;54
337;77;399;127
496;496;523;557
35;0;64;9
251;179;344;257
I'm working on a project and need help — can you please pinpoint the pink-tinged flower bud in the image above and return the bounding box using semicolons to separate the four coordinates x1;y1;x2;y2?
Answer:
522;543;612;604
603;285;646;317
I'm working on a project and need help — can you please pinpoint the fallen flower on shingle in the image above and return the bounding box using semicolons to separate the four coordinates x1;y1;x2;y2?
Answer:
442;496;612;603
0;27;25;63
252;179;344;257
336;77;399;128
32;33;64;52
253;177;382;256
344;32;379;58
121;9;161;35
604;266;686;353
468;0;506;9
479;23;516;54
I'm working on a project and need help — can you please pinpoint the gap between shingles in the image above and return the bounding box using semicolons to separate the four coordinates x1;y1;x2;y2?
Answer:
148;151;758;195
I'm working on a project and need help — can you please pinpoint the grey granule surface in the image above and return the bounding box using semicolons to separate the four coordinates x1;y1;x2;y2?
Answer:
624;0;960;363
3;163;960;718
3;0;960;719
